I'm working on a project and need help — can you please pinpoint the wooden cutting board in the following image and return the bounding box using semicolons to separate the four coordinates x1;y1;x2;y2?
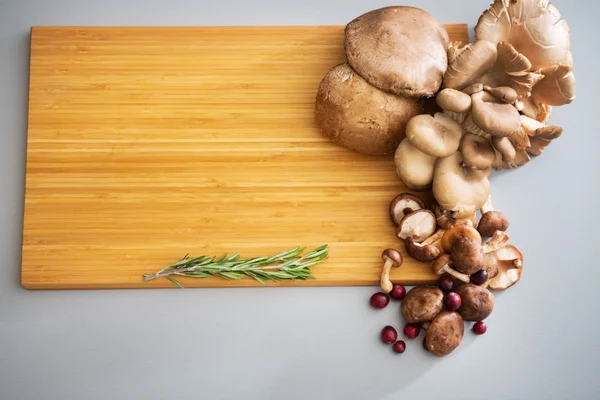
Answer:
22;25;468;289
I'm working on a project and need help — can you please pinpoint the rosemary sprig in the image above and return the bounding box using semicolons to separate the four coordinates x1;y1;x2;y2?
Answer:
143;245;329;288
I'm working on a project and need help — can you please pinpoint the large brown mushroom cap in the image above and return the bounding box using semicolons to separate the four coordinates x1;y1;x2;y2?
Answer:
315;63;424;155
456;284;495;321
425;311;464;357
401;286;444;323
345;6;450;98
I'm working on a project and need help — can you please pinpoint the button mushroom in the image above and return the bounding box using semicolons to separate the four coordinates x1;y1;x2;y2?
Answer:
345;6;450;97
380;248;403;293
394;138;437;191
400;286;444;323
425;311;464;357
432;152;491;219
406;113;463;158
477;196;510;237
456;283;495;321
389;193;425;226
484;245;524;290
315;63;424;156
395;209;437;243
432;254;470;284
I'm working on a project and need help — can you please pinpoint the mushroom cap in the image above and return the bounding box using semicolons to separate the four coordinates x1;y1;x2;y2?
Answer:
315;63;424;156
405;237;441;262
443;40;497;90
382;248;403;268
483;85;518;104
441;224;482;254
389;193;425;226
401;286;444;323
532;64;576;106
396;209;437;243
451;237;484;275
425;311;464;357
475;0;571;71
433;152;491;219
461;134;496;170
456;284;494;321
477;211;510;237
471;91;521;137
436;89;472;113
406;113;463;157
345;6;450;97
485;245;524;290
462;83;485;96
491;136;517;166
394;138;437;191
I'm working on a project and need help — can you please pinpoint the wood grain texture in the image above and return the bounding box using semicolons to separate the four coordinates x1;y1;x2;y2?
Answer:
22;25;469;289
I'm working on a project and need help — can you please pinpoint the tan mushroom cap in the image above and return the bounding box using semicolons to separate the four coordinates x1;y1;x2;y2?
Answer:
406;113;462;158
461;134;495;170
315;63;424;156
433;152;491;219
483;85;518;104
484;245;524;290
436;89;472;113
491;136;516;168
345;6;450;97
443;40;497;90
475;0;572;71
532;64;576;106
394;138;437;191
471;91;521;137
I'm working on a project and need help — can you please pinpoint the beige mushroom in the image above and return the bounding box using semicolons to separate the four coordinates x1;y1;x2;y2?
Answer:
395;209;437;243
484;245;524;290
470;91;521;137
491;136;516;169
344;6;449;97
315;63;424;156
532;64;576;106
432;152;491;219
483;85;517;104
389;193;425;226
406;113;463;157
436;89;472;113
443;40;497;90
394;138;437;191
461;134;495;170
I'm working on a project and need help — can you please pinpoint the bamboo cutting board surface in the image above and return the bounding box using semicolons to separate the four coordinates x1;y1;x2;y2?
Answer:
22;25;469;289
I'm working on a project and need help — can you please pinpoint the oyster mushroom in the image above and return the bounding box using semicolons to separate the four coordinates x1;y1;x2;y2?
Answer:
345;6;450;97
532;64;576;106
470;91;521;137
436;88;472;124
484;245;524;290
456;284;495;321
380;248;403;293
432;254;470;284
483;85;518;104
425;311;464;357
395;209;437;243
443;40;497;90
461;134;495;170
394;138;437;191
401;286;444;323
389;193;425;226
491;136;516;169
406;113;463;158
433;202;477;230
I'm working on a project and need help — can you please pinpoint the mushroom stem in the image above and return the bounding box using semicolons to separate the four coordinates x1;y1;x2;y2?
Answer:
423;230;445;246
380;260;394;293
482;231;510;254
444;266;470;283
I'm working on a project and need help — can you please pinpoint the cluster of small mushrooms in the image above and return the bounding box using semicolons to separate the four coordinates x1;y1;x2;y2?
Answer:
315;1;575;357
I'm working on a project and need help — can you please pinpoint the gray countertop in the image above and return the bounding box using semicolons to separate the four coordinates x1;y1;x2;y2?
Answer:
1;0;599;399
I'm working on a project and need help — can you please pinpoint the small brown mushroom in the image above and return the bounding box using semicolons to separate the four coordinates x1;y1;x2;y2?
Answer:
401;286;444;323
441;224;482;253
451;237;484;275
380;248;403;293
425;311;464;357
477;196;510;237
396;209;437;243
432;254;470;283
456;284;494;321
389;193;425;226
405;237;441;262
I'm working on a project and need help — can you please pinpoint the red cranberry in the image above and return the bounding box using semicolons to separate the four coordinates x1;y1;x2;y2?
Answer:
445;292;462;311
438;275;455;293
369;292;390;309
403;323;420;339
390;284;407;300
393;340;406;354
473;321;487;335
470;269;488;285
381;326;398;344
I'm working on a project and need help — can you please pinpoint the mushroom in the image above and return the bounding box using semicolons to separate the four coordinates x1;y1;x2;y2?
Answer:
451;237;484;275
389;193;425;226
380;248;403;293
456;284;495;321
443;40;497;90
436;88;472;112
477;196;509;237
461;134;495;170
395;209;437;243
532;64;576;106
432;254;470;284
491;136;516;169
394;138;437;191
405;237;441;262
315;63;424;156
517;97;552;123
425;311;464;357
433;202;476;230
462;83;484;96
470;91;521;137
405;113;463;158
440;222;482;253
345;6;450;97
400;286;444;323
484;245;524;290
482;230;511;255
483;85;517;104
432;152;491;219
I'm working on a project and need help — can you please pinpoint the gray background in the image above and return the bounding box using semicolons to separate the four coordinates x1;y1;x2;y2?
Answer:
1;0;598;399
